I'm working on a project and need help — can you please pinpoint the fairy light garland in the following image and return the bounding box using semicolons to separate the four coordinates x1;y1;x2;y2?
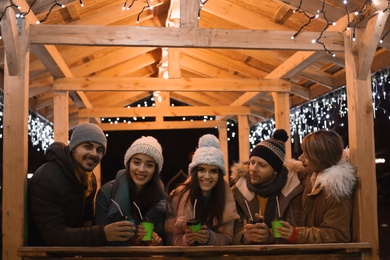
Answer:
0;90;54;151
1;68;390;152
250;69;390;150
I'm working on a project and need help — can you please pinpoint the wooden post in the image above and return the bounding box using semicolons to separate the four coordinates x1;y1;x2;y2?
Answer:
53;90;69;144
273;92;291;158
344;30;379;259
2;9;30;260
238;115;250;161
218;125;228;181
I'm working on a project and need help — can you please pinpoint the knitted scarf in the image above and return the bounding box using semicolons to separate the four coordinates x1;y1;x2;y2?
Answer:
245;167;288;226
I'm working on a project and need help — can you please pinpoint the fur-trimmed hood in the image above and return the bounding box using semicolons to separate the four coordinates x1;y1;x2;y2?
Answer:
230;158;307;184
311;158;357;200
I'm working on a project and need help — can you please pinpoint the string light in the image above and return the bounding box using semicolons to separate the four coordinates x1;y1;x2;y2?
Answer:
250;69;390;151
291;0;373;57
198;0;209;20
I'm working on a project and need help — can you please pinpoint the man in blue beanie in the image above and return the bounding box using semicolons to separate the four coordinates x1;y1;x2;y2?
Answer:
28;122;134;246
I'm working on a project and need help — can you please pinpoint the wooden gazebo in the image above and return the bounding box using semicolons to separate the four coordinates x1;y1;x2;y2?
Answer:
1;0;387;259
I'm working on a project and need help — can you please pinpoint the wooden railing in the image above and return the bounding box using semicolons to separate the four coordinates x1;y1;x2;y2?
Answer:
18;242;371;259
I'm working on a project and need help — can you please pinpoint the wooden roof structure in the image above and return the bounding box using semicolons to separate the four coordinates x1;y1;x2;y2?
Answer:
1;0;387;259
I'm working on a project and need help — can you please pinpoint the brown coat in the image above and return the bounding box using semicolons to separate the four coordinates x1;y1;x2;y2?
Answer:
295;159;357;243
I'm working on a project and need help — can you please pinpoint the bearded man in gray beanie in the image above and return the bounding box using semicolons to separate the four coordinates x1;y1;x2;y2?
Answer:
230;129;307;245
28;122;133;246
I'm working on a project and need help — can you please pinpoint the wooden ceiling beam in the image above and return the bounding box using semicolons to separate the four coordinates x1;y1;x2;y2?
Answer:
54;77;292;92
98;120;227;131
13;0;97;121
29;25;345;52
1;5;20;76
79;106;251;118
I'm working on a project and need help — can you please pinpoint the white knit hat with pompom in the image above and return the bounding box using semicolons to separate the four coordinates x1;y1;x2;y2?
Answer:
124;136;163;173
188;134;226;175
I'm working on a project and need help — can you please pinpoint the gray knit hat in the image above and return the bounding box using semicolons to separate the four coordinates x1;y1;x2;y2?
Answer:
188;134;226;175
69;123;107;154
124;136;164;173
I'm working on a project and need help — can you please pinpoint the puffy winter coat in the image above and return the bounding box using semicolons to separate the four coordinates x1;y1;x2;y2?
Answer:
28;142;106;246
294;159;357;243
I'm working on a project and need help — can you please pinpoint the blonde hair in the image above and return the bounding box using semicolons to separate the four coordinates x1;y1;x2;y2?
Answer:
301;130;344;172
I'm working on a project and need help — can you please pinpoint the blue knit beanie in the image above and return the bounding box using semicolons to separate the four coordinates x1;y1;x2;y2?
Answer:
69;123;107;154
124;136;164;173
188;134;226;175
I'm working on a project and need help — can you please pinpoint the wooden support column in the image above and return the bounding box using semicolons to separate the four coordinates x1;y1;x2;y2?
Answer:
272;92;291;157
53;90;69;144
344;30;379;259
238;115;250;161
218;125;228;181
2;9;29;260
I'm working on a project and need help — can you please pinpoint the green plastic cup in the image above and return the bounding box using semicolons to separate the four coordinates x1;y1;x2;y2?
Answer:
186;219;201;233
140;221;154;241
271;219;284;238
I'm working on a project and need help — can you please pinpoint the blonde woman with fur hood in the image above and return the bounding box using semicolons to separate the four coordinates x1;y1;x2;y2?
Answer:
230;129;307;245
276;130;357;243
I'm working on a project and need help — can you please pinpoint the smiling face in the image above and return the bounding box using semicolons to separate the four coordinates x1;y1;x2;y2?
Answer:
248;156;277;185
129;153;157;192
197;164;220;197
72;141;105;175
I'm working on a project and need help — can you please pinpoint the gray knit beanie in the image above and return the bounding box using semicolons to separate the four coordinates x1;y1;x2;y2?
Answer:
124;136;164;173
188;134;226;175
69;123;107;154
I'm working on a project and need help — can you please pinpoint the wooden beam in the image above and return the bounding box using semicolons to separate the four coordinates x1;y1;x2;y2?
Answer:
2;17;29;260
357;11;389;79
1;5;20;76
29;25;345;51
79;106;251;118
53;91;69;143
180;0;199;28
344;28;379;260
97;120;227;131
54;77;292;92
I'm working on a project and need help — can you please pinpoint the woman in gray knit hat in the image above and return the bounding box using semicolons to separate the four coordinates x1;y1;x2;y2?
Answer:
95;136;167;246
165;134;239;246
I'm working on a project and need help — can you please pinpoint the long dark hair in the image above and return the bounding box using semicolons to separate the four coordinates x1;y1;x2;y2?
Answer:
126;160;165;222
173;166;226;228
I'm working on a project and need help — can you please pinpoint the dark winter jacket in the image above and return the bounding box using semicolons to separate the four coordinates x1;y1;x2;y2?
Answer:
28;142;106;246
95;169;167;245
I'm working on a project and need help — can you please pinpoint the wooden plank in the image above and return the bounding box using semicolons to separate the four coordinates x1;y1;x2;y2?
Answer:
357;11;389;79
79;106;251;118
54;77;292;92
53;91;69;143
272;92;291;157
2;18;29;260
97;120;227;131
17;243;372;258
344;30;379;260
180;0;199;28
218;126;229;182
29;25;345;51
1;4;20;76
238;115;250;161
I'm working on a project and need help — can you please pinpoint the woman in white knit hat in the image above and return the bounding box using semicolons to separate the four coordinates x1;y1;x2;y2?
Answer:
165;134;239;246
95;136;167;246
